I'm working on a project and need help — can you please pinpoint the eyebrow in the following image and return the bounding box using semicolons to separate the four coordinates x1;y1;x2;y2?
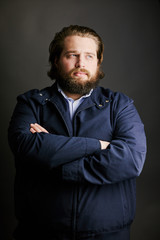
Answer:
64;50;96;56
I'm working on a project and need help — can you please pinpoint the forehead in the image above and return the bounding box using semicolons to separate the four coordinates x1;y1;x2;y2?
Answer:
62;35;98;53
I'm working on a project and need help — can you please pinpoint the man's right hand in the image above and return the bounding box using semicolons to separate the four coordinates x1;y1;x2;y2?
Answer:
99;140;110;150
30;123;49;134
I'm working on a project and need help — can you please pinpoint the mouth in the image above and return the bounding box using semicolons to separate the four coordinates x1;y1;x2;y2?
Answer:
73;72;88;77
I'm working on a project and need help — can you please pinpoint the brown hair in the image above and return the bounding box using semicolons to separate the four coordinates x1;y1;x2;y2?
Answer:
47;25;104;80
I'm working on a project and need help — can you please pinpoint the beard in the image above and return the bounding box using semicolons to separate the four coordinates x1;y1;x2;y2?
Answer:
56;67;101;96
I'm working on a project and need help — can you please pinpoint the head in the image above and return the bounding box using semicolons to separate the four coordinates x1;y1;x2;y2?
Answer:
47;25;105;95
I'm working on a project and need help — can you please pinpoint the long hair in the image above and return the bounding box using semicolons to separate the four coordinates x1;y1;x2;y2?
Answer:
47;25;104;80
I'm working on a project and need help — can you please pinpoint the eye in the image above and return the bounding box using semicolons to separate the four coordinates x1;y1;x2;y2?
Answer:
86;54;93;59
67;54;77;58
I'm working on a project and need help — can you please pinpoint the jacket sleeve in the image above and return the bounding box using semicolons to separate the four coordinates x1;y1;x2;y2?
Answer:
62;95;147;184
8;94;100;169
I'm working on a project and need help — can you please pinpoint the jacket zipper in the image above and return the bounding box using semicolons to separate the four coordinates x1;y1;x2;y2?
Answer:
75;104;96;116
71;104;96;239
50;100;71;137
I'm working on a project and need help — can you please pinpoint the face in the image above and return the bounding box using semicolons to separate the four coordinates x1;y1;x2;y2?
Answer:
56;35;101;95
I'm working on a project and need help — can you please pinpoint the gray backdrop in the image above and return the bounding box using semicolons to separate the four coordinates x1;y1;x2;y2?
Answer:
0;0;160;239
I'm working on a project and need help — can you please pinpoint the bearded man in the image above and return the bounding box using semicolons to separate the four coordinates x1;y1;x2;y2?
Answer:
8;25;146;240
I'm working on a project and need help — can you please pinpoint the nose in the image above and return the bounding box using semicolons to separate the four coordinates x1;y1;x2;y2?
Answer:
75;55;85;68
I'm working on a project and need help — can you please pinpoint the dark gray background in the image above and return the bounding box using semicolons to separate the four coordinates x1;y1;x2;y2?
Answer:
0;0;160;239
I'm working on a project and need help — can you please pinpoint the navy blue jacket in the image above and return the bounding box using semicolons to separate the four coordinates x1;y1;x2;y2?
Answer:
8;83;146;239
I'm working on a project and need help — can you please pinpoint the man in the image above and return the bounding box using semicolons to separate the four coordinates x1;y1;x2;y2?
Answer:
8;25;146;240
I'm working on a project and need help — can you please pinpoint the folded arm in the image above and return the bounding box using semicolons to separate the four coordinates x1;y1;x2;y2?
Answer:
8;96;102;169
62;101;147;184
30;123;110;150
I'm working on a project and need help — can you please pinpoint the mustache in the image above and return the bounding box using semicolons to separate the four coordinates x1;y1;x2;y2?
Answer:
69;68;91;77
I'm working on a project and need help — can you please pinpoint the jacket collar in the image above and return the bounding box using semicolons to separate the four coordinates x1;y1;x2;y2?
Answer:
90;86;110;109
31;82;111;108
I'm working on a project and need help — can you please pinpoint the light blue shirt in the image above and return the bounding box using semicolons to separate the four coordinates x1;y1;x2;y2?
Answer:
57;84;93;121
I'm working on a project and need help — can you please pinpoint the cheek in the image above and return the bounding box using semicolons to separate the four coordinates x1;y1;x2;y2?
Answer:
61;60;75;72
90;63;98;74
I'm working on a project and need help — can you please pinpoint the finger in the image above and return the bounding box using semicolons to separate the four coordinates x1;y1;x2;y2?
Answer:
30;127;36;134
106;142;110;148
34;123;49;133
30;124;42;133
30;123;49;133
